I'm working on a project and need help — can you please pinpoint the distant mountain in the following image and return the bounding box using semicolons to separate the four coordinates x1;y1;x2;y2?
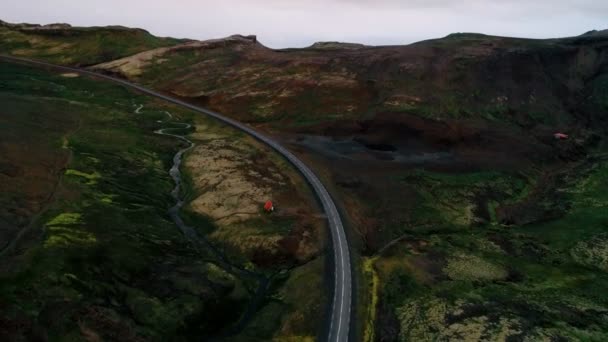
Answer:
308;41;368;50
581;29;608;37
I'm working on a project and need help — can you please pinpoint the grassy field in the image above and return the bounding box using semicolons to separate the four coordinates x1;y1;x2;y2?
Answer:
0;61;325;340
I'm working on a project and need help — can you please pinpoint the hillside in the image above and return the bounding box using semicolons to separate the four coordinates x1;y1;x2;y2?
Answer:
2;21;608;341
0;20;184;66
89;31;608;133
0;60;325;340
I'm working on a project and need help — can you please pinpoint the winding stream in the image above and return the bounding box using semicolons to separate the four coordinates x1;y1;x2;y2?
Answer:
150;108;270;337
153;123;197;238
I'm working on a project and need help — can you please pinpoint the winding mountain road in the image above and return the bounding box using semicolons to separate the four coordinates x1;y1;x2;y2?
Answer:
0;55;352;342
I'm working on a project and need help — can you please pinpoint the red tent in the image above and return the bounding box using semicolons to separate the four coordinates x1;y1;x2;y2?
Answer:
264;200;274;212
554;133;569;140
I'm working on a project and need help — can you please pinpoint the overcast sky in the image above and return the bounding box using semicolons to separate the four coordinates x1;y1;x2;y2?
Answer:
1;0;606;48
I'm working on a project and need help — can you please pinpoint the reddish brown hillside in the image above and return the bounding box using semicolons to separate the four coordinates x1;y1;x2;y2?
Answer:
91;32;608;136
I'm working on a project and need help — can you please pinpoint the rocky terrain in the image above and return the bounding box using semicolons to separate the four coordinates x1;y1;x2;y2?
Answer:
2;19;608;341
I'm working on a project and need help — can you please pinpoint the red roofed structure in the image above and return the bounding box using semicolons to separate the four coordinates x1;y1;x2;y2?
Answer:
264;200;274;212
554;132;569;140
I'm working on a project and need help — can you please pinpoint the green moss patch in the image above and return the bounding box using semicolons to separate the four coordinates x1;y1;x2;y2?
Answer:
443;254;508;281
571;235;608;272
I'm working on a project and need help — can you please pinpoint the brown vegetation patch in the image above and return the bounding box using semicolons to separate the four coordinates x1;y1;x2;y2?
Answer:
186;124;323;265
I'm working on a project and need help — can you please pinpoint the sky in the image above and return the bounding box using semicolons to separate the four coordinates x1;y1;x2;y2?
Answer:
1;0;606;48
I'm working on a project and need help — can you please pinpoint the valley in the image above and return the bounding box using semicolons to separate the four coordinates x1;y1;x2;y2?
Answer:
1;19;608;341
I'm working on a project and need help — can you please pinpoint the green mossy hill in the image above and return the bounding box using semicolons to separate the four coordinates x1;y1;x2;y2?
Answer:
0;60;326;341
0;20;183;66
0;62;248;340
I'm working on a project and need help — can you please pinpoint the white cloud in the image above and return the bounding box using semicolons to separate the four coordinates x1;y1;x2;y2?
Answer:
0;0;605;48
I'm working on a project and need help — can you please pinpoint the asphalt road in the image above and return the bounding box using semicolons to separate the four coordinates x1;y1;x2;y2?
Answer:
0;55;352;342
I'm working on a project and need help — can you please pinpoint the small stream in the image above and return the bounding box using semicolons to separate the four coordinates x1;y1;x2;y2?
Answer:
134;104;144;114
150;109;270;338
153;124;197;238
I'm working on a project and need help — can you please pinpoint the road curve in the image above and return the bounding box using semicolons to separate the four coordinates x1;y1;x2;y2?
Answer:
0;55;352;342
